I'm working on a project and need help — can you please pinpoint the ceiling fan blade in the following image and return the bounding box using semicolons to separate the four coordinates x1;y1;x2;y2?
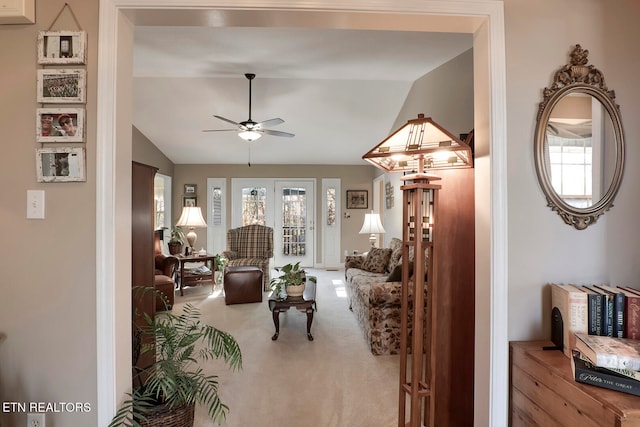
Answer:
213;115;241;127
202;129;237;132
255;118;284;128
260;129;295;138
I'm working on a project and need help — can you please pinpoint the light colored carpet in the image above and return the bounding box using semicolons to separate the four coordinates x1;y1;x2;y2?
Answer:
173;268;399;427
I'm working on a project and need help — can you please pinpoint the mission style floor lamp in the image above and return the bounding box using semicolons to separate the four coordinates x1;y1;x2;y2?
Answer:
363;114;472;427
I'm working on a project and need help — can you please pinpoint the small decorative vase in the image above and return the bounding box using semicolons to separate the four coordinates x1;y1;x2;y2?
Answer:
286;283;305;297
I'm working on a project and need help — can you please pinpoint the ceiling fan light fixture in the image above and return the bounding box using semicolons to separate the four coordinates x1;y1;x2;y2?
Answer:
238;130;262;141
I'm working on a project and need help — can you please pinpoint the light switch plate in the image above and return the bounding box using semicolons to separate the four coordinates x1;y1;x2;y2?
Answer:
27;190;45;219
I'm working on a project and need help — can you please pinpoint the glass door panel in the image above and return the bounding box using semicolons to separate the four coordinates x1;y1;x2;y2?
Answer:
275;180;314;267
241;187;267;225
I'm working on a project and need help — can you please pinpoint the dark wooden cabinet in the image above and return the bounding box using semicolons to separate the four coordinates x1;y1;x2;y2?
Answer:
132;161;158;375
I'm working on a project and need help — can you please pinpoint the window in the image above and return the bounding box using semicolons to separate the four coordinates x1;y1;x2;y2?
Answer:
281;187;307;256
241;187;267;225
547;134;593;208
326;187;336;226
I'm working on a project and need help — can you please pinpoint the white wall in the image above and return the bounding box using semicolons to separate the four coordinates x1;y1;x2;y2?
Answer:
505;0;640;341
380;49;475;243
3;1;640;426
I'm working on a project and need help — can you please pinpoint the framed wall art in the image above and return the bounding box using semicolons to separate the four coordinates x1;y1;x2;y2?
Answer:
36;108;84;143
346;190;368;209
37;30;87;65
183;196;197;207
37;69;86;103
184;184;197;195
385;181;394;209
36;147;86;182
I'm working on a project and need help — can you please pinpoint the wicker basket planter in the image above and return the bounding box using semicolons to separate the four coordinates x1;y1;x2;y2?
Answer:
139;402;195;427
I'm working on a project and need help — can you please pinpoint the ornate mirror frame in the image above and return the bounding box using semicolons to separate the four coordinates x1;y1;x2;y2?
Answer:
534;44;625;230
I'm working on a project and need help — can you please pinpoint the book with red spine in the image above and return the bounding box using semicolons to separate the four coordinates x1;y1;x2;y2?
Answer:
619;287;640;339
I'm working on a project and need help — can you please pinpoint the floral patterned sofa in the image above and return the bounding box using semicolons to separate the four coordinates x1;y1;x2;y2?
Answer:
345;238;409;355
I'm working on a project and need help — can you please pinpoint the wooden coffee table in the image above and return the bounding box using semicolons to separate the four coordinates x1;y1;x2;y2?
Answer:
268;278;317;341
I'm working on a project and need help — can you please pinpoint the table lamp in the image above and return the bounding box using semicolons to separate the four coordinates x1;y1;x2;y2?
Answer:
175;206;207;253
359;210;386;248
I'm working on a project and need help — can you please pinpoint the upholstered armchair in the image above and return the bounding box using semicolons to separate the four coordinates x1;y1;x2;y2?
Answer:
154;231;179;278
222;224;273;290
154;230;179;310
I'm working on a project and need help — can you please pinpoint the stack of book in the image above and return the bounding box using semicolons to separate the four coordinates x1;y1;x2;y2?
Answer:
572;333;640;396
550;283;640;357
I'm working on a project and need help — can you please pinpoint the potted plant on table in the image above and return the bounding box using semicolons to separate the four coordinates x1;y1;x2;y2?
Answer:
168;227;186;255
109;300;242;427
269;262;317;299
213;254;227;284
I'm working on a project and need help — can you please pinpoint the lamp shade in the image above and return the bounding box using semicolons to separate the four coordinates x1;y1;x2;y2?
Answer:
176;206;207;228
359;211;386;234
362;114;473;173
176;206;207;251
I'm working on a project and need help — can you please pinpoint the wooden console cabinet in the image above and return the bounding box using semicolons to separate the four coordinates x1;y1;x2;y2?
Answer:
510;341;640;426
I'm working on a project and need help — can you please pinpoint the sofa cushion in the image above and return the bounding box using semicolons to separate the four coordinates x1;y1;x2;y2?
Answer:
361;247;392;274
386;261;413;282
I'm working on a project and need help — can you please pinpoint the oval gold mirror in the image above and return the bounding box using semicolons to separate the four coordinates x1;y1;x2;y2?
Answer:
534;45;625;229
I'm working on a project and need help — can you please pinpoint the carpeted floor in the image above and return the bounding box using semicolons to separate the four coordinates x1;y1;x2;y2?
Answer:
172;268;399;427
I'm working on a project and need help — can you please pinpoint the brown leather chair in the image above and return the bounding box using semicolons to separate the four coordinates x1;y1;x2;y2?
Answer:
154;230;179;310
223;266;263;305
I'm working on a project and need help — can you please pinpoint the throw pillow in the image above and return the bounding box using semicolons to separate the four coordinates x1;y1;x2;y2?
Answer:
387;238;403;272
361;247;392;274
386;261;414;282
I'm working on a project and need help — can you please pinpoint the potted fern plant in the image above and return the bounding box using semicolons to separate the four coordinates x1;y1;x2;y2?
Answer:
269;262;316;298
109;300;242;427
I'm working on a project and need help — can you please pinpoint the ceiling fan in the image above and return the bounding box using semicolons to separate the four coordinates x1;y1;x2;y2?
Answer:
203;73;295;142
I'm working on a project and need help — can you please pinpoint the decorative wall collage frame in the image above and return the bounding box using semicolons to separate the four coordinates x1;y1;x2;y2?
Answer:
37;68;86;103
36;108;84;143
37;30;87;65
36;23;87;182
36;147;86;182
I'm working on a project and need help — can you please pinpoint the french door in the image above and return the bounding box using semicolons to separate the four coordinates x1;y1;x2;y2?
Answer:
274;181;314;267
230;178;315;268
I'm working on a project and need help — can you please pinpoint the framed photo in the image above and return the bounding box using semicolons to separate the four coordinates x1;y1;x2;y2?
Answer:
183;196;197;207
346;190;368;209
385;181;394;209
36;147;86;182
36;108;84;143
37;30;87;65
37;69;86;103
184;184;197;195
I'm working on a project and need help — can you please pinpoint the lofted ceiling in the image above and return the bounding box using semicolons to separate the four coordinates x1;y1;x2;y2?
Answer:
132;25;472;165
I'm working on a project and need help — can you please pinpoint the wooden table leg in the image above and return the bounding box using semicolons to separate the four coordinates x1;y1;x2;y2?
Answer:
179;261;185;296
271;309;280;341
306;307;314;341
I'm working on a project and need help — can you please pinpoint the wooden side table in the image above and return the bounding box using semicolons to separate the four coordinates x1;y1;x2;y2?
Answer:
176;254;215;295
510;340;640;426
268;278;317;341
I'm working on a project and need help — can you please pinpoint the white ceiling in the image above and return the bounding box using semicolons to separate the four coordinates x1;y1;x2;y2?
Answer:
133;26;472;165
